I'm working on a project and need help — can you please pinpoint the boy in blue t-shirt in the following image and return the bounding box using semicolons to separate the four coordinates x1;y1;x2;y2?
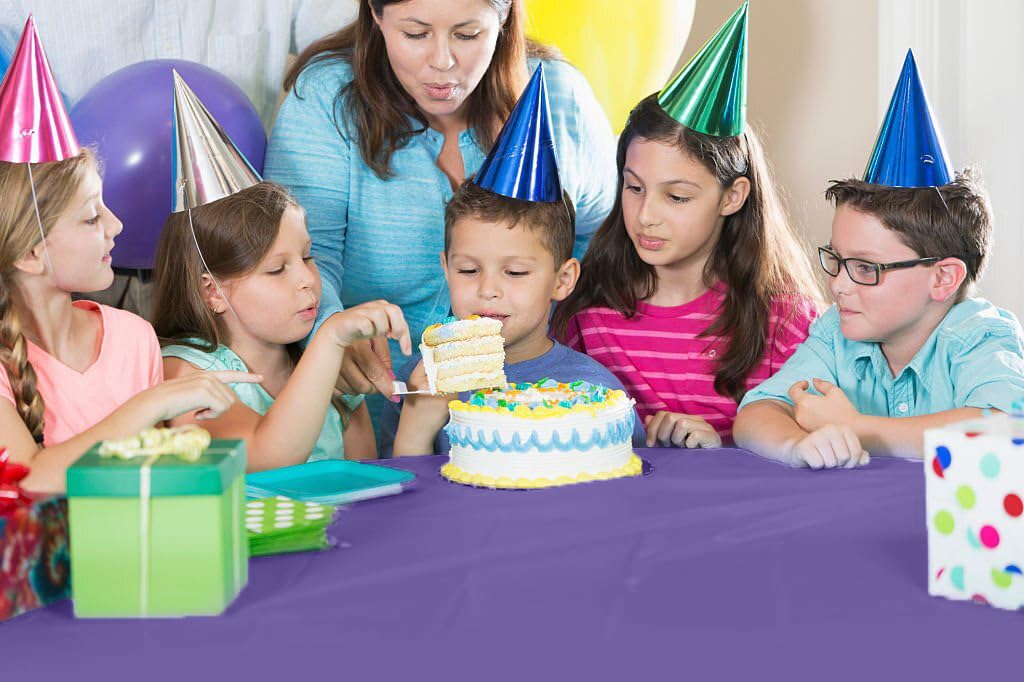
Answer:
735;171;1024;467
380;183;644;456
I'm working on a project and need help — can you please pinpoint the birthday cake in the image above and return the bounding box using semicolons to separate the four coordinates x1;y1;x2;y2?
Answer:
440;379;641;489
421;315;507;394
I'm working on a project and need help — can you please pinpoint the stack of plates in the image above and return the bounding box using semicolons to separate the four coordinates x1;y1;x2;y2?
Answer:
246;496;335;557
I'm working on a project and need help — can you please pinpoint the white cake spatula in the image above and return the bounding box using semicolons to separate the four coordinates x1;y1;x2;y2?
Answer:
390;380;436;397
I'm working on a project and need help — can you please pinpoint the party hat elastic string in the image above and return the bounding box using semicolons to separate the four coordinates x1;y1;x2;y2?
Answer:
26;164;55;278
170;70;260;326
186;208;241;324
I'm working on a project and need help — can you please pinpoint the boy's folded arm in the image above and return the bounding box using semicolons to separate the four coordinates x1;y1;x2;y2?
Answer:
853;315;1024;459
852;408;988;459
733;399;807;465
737;309;841;412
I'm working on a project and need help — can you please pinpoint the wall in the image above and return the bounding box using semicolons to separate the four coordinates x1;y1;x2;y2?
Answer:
879;0;1024;316
681;0;879;257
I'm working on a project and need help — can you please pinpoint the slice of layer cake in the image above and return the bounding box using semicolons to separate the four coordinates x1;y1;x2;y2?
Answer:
421;315;507;394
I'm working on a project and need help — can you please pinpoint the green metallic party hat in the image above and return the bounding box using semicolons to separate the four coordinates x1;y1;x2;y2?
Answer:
658;2;747;137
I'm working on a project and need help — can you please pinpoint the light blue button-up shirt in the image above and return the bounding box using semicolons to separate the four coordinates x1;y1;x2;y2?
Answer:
739;298;1024;417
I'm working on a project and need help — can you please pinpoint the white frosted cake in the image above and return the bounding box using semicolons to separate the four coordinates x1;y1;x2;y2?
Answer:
421;315;507;394
440;379;641;489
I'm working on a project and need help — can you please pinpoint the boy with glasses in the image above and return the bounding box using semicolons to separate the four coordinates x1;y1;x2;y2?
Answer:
733;53;1024;468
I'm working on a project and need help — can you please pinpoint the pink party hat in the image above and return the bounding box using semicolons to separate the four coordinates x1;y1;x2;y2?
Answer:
0;15;79;163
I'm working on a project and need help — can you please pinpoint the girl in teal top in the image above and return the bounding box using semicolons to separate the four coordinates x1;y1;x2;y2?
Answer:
161;341;362;463
151;182;411;469
265;1;617;439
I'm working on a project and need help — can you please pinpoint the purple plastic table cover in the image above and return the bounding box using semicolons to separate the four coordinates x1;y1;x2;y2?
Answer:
2;449;1018;681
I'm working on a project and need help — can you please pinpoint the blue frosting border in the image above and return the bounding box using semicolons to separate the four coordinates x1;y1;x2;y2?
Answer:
445;414;635;453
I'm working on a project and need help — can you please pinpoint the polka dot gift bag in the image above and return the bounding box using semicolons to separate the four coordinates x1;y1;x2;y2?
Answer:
925;412;1024;611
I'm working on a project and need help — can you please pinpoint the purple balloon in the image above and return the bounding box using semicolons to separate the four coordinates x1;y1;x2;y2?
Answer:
70;60;266;269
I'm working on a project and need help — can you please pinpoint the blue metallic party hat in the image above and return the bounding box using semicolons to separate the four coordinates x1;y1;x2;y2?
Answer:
473;63;561;202
863;50;953;188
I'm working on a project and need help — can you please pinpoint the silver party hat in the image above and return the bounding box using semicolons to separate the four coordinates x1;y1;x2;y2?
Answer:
171;69;260;212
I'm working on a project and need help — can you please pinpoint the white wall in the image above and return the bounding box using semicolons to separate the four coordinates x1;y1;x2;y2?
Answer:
879;0;1024;317
682;0;879;265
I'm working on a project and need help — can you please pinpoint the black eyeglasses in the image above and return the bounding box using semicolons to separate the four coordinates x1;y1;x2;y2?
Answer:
817;246;942;286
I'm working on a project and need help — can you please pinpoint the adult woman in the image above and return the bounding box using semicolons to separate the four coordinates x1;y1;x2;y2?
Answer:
264;0;615;430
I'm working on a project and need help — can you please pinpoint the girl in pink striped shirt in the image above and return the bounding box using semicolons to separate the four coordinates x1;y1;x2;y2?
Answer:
552;95;822;446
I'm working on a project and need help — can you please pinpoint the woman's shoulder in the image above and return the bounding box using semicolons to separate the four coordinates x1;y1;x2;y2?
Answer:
528;58;593;123
273;56;357;144
526;56;613;164
529;56;590;107
295;53;354;87
289;55;356;102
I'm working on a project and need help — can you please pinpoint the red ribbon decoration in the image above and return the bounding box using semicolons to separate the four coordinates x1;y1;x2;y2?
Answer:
0;446;32;515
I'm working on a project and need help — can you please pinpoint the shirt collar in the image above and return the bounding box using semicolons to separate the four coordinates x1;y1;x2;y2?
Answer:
850;340;882;381
406;115;479;148
849;332;936;391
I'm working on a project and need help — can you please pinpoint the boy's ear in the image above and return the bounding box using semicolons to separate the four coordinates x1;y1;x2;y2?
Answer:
440;251;449;279
719;176;751;217
551;257;581;302
200;273;229;314
12;241;48;277
931;257;968;303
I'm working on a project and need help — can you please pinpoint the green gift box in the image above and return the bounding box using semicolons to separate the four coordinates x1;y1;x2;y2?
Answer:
66;439;248;618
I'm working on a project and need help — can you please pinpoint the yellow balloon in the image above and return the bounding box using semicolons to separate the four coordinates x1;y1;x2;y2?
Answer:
525;0;695;132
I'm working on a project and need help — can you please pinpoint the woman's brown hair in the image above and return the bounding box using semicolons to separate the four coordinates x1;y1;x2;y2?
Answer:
552;95;823;403
0;149;96;443
284;0;557;179
151;182;353;427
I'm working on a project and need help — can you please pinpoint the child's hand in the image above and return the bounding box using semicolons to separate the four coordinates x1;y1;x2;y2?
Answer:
787;424;870;469
393;361;450;456
148;370;262;422
644;411;722;448
325;300;412;356
788;379;861;433
400;361;450;429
